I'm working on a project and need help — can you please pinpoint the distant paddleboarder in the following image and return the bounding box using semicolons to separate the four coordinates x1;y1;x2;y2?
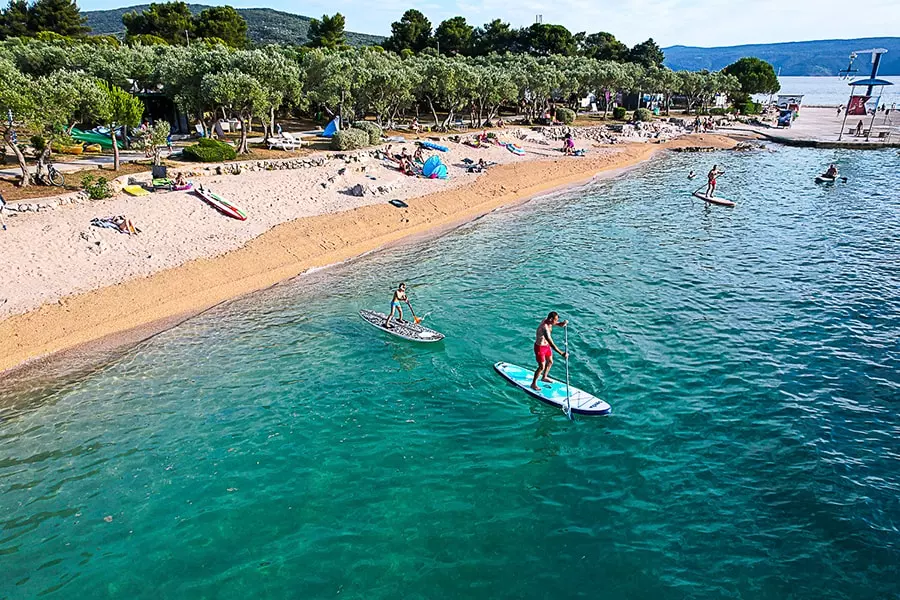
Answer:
822;164;839;179
688;170;696;180
531;312;568;391
706;164;725;198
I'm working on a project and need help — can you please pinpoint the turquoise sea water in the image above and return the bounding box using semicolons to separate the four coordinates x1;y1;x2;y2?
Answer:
2;146;899;599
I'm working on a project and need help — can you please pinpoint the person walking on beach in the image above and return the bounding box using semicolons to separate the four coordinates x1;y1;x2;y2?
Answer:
383;282;411;328
706;164;725;198
531;312;568;391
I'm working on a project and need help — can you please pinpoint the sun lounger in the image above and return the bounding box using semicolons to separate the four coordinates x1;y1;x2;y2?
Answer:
267;132;302;150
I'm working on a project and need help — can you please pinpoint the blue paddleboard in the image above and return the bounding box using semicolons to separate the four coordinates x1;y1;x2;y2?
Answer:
493;362;610;416
420;141;449;152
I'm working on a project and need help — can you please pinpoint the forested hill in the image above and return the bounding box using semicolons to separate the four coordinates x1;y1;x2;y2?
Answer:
663;37;900;76
83;4;386;46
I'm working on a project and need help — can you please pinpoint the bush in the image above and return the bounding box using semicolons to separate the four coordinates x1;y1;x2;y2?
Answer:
182;137;236;162
612;106;627;120
739;102;761;115
81;175;111;200
555;107;575;124
633;108;653;122
330;129;370;151
351;121;383;145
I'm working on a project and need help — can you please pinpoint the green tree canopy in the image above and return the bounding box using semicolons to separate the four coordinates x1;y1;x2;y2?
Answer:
306;13;346;49
472;19;519;54
628;38;664;68
122;1;194;46
27;0;87;37
581;32;628;61
524;23;576;56
193;5;248;48
434;16;473;56
0;0;31;38
723;56;780;95
96;80;144;169
384;9;432;53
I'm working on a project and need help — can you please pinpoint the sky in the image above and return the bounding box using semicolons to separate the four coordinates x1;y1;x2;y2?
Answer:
79;0;900;48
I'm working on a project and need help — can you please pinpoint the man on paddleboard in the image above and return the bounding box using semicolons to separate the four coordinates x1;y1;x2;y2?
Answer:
383;282;411;328
531;312;568;391
706;165;725;198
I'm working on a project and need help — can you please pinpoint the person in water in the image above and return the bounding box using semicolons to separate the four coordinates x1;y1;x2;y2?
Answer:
688;170;696;180
531;312;568;391
823;164;839;179
706;164;725;197
384;282;411;328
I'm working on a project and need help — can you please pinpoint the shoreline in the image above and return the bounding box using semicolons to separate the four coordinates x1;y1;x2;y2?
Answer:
0;134;737;378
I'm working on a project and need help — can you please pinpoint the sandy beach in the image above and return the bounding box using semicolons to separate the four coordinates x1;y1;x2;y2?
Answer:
0;131;737;375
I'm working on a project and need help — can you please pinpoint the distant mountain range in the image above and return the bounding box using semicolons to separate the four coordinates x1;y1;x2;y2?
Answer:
82;4;385;47
663;38;900;76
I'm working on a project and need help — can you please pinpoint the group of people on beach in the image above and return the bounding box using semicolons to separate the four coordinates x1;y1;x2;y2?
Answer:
384;282;568;391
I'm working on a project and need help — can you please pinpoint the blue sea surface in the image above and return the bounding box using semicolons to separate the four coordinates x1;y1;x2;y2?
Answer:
1;146;898;599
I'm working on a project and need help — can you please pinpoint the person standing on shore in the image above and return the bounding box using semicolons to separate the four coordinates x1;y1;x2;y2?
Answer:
706;165;725;198
855;120;864;136
0;191;7;231
531;312;568;391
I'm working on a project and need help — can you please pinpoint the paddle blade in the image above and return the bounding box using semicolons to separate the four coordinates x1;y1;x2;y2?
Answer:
414;317;422;324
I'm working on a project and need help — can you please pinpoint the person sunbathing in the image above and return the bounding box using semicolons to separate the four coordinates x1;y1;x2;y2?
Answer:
413;146;425;164
174;172;187;188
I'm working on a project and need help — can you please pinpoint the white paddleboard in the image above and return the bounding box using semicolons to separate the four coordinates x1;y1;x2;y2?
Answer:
494;361;610;416
692;191;735;207
815;175;836;184
359;310;445;342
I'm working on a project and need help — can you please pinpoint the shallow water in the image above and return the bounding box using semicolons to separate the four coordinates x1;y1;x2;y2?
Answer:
2;146;899;599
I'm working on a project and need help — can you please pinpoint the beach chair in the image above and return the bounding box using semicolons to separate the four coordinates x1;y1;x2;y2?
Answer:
267;132;302;150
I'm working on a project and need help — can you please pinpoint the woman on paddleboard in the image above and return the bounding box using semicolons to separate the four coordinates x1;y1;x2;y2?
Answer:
531;312;568;391
706;165;725;198
384;283;411;328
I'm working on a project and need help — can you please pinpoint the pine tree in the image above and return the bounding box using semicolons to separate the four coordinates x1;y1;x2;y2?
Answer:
28;0;89;37
0;0;31;38
306;13;346;49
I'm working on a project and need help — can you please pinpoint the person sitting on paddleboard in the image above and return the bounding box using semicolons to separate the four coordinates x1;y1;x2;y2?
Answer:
822;164;838;179
706;165;725;198
531;312;568;391
384;282;411;328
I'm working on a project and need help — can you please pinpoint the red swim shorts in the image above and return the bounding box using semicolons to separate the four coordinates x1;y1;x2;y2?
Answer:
534;344;552;363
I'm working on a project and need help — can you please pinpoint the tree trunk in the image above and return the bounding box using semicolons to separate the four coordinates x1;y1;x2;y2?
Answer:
269;105;276;139
428;99;440;132
35;146;51;181
111;127;120;171
237;115;250;154
4;134;31;187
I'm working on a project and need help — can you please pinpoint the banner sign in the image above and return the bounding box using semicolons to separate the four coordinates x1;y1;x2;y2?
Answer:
847;95;870;115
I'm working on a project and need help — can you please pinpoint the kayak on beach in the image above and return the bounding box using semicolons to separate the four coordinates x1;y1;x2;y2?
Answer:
194;185;247;220
494;361;610;416
692;191;735;207
359;310;445;342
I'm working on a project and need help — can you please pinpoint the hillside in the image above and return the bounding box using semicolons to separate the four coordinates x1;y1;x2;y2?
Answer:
663;37;900;76
83;4;385;47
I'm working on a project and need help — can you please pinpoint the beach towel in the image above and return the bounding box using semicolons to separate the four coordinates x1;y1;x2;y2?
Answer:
319;117;340;138
91;216;140;235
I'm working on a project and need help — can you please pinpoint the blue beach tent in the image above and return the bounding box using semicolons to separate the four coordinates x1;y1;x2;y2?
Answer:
422;156;449;179
319;118;340;138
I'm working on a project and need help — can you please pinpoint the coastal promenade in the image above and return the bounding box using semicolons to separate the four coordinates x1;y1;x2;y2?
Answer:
727;107;900;148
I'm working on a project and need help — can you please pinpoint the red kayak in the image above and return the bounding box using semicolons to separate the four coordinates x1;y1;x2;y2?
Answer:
194;186;247;220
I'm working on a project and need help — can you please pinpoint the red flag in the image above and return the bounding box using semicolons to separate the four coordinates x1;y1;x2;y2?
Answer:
847;95;870;115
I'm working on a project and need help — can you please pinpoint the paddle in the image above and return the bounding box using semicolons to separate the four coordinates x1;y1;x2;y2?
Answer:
564;324;573;421
406;300;423;324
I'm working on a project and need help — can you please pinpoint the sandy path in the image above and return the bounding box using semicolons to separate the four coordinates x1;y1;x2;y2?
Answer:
0;133;737;375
